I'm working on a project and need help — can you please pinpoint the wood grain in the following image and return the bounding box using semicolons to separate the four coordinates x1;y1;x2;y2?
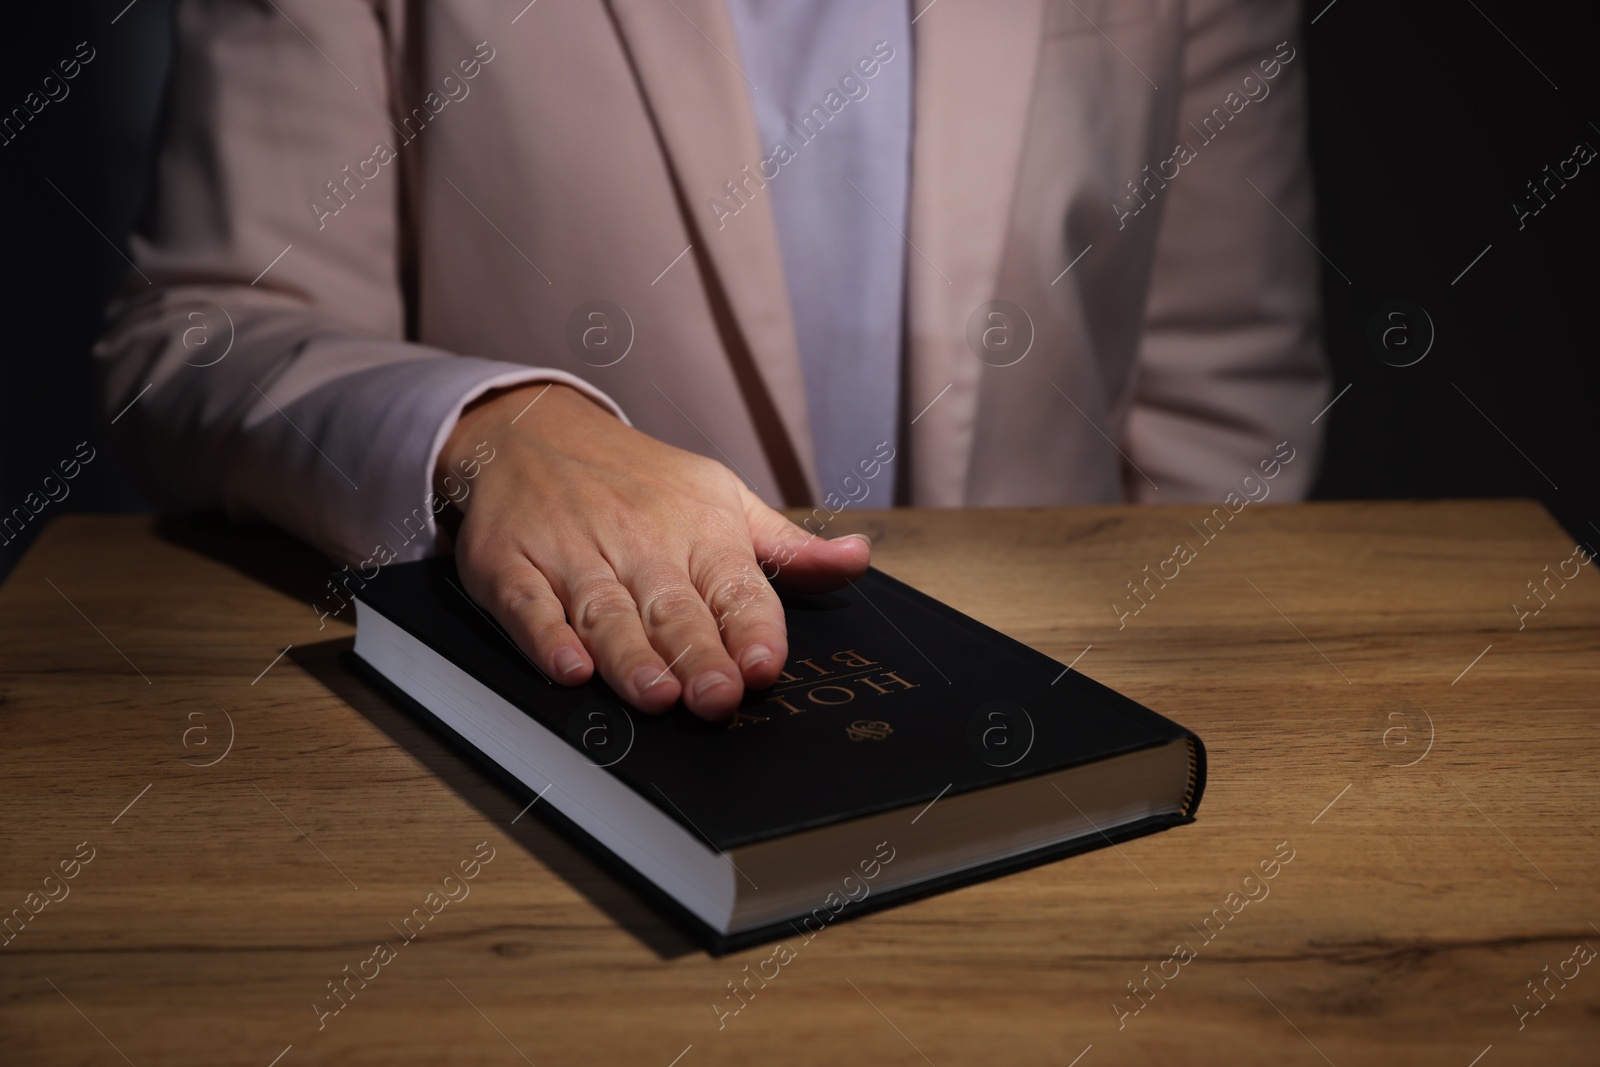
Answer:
1;502;1596;1066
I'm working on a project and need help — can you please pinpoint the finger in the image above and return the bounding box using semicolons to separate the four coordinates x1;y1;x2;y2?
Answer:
689;540;788;691
742;487;871;593
624;567;744;720
554;563;683;714
460;551;594;685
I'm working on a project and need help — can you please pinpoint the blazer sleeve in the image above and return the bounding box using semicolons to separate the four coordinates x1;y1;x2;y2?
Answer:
93;0;625;566
1122;0;1331;502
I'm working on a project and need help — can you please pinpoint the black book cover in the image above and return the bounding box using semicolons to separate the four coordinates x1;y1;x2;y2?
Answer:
344;557;1206;952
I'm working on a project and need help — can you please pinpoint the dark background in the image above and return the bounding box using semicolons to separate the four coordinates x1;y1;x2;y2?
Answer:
2;0;1594;581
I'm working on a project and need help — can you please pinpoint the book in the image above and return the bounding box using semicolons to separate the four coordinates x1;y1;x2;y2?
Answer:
346;557;1205;954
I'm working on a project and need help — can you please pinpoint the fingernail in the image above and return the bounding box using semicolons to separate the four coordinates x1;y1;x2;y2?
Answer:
830;532;872;546
633;665;669;694
691;672;734;702
554;647;586;678
740;644;773;671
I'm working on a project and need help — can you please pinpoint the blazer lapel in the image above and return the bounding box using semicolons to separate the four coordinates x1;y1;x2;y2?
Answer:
904;0;1045;504
604;0;821;503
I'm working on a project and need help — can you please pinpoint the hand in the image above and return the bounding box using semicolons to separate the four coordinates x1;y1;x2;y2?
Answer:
437;382;872;720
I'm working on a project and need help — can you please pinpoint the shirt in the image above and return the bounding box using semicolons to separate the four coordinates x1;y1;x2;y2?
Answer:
724;0;913;501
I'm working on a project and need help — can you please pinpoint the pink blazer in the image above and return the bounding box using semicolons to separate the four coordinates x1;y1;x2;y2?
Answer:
96;0;1329;566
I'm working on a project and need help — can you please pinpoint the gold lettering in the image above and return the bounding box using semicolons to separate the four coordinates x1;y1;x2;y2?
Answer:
806;685;856;706
831;649;877;669
856;671;919;696
795;658;831;677
727;708;772;729
764;694;806;716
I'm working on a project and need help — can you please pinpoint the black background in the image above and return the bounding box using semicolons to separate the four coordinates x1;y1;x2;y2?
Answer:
1;0;1594;580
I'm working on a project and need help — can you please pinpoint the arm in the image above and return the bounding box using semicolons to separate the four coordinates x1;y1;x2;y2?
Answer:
93;0;616;565
94;0;868;718
1124;0;1331;500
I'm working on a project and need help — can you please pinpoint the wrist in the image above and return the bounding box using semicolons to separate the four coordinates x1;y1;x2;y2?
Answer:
434;381;609;501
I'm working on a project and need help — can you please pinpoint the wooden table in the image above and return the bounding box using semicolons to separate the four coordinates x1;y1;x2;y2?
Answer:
2;502;1596;1066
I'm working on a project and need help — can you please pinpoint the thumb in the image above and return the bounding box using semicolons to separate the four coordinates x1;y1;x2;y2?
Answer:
741;488;871;593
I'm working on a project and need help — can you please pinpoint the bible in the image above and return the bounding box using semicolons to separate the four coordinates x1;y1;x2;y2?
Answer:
346;557;1205;954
